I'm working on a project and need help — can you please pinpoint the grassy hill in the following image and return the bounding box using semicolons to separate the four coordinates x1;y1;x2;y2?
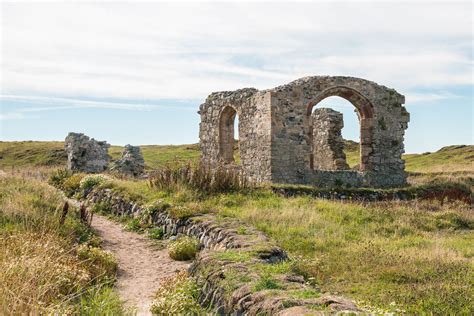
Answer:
0;141;472;174
404;145;473;173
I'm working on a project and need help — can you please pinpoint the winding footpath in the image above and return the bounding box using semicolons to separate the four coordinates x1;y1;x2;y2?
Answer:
91;215;190;315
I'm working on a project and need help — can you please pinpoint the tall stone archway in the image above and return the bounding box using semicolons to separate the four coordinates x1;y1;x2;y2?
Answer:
306;86;375;172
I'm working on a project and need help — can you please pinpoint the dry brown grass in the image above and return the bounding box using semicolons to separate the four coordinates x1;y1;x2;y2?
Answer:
0;175;123;314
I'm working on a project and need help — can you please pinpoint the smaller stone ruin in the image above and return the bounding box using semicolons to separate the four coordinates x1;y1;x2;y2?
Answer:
111;145;145;176
311;108;350;171
65;132;110;173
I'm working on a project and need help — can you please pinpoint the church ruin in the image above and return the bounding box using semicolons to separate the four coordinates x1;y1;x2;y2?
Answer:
199;76;410;188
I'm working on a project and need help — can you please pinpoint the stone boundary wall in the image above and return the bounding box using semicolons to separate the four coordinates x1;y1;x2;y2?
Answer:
307;170;364;188
82;187;360;315
272;184;472;204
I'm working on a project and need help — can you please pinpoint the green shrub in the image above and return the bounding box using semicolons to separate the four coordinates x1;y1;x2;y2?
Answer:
168;205;198;219
62;173;86;197
150;271;202;315
148;228;164;240
168;236;200;261
125;218;149;233
79;175;112;192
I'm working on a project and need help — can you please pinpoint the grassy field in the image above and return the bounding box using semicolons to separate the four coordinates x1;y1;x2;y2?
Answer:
0;175;125;314
1;141;472;174
57;173;473;314
1;140;473;313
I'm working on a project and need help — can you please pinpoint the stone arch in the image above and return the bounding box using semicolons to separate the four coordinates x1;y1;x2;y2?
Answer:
306;86;374;172
218;105;239;164
199;76;409;188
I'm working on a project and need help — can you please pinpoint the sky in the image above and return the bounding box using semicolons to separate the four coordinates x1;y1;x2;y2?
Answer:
1;0;472;153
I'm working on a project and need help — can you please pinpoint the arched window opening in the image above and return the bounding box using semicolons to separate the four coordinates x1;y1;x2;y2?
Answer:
233;115;240;163
307;87;374;172
219;106;240;164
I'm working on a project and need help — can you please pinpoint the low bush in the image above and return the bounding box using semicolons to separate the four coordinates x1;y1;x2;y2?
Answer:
168;236;200;261
150;271;203;315
62;173;86;197
125;218;152;233
168;205;199;219
79;174;112;192
148;227;164;240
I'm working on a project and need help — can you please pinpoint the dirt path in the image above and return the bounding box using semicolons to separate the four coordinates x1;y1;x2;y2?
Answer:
91;215;190;315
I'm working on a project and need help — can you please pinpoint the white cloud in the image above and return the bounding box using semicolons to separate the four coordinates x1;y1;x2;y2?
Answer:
1;2;472;100
0;95;192;111
0;112;26;120
0;94;196;120
406;92;462;103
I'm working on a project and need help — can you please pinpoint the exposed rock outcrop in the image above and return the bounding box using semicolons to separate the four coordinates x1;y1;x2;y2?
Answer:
65;132;110;173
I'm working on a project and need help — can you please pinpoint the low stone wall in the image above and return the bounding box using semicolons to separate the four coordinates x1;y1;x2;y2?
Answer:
306;170;364;188
82;187;360;315
272;183;472;204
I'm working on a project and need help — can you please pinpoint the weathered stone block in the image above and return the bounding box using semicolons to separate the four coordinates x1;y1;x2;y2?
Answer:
111;144;145;177
65;132;110;173
311;108;350;170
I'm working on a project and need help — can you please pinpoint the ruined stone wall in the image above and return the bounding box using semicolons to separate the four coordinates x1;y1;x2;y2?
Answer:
65;132;110;173
311;108;350;171
111;145;145;177
269;76;409;188
199;89;272;183
200;76;410;188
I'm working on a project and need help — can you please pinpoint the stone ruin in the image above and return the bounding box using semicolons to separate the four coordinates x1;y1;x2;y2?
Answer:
199;76;410;188
65;132;110;173
311;108;350;171
111;145;145;177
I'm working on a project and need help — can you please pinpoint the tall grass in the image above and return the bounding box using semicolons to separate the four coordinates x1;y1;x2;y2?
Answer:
98;172;473;313
0;175;125;314
209;194;473;313
149;163;250;194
